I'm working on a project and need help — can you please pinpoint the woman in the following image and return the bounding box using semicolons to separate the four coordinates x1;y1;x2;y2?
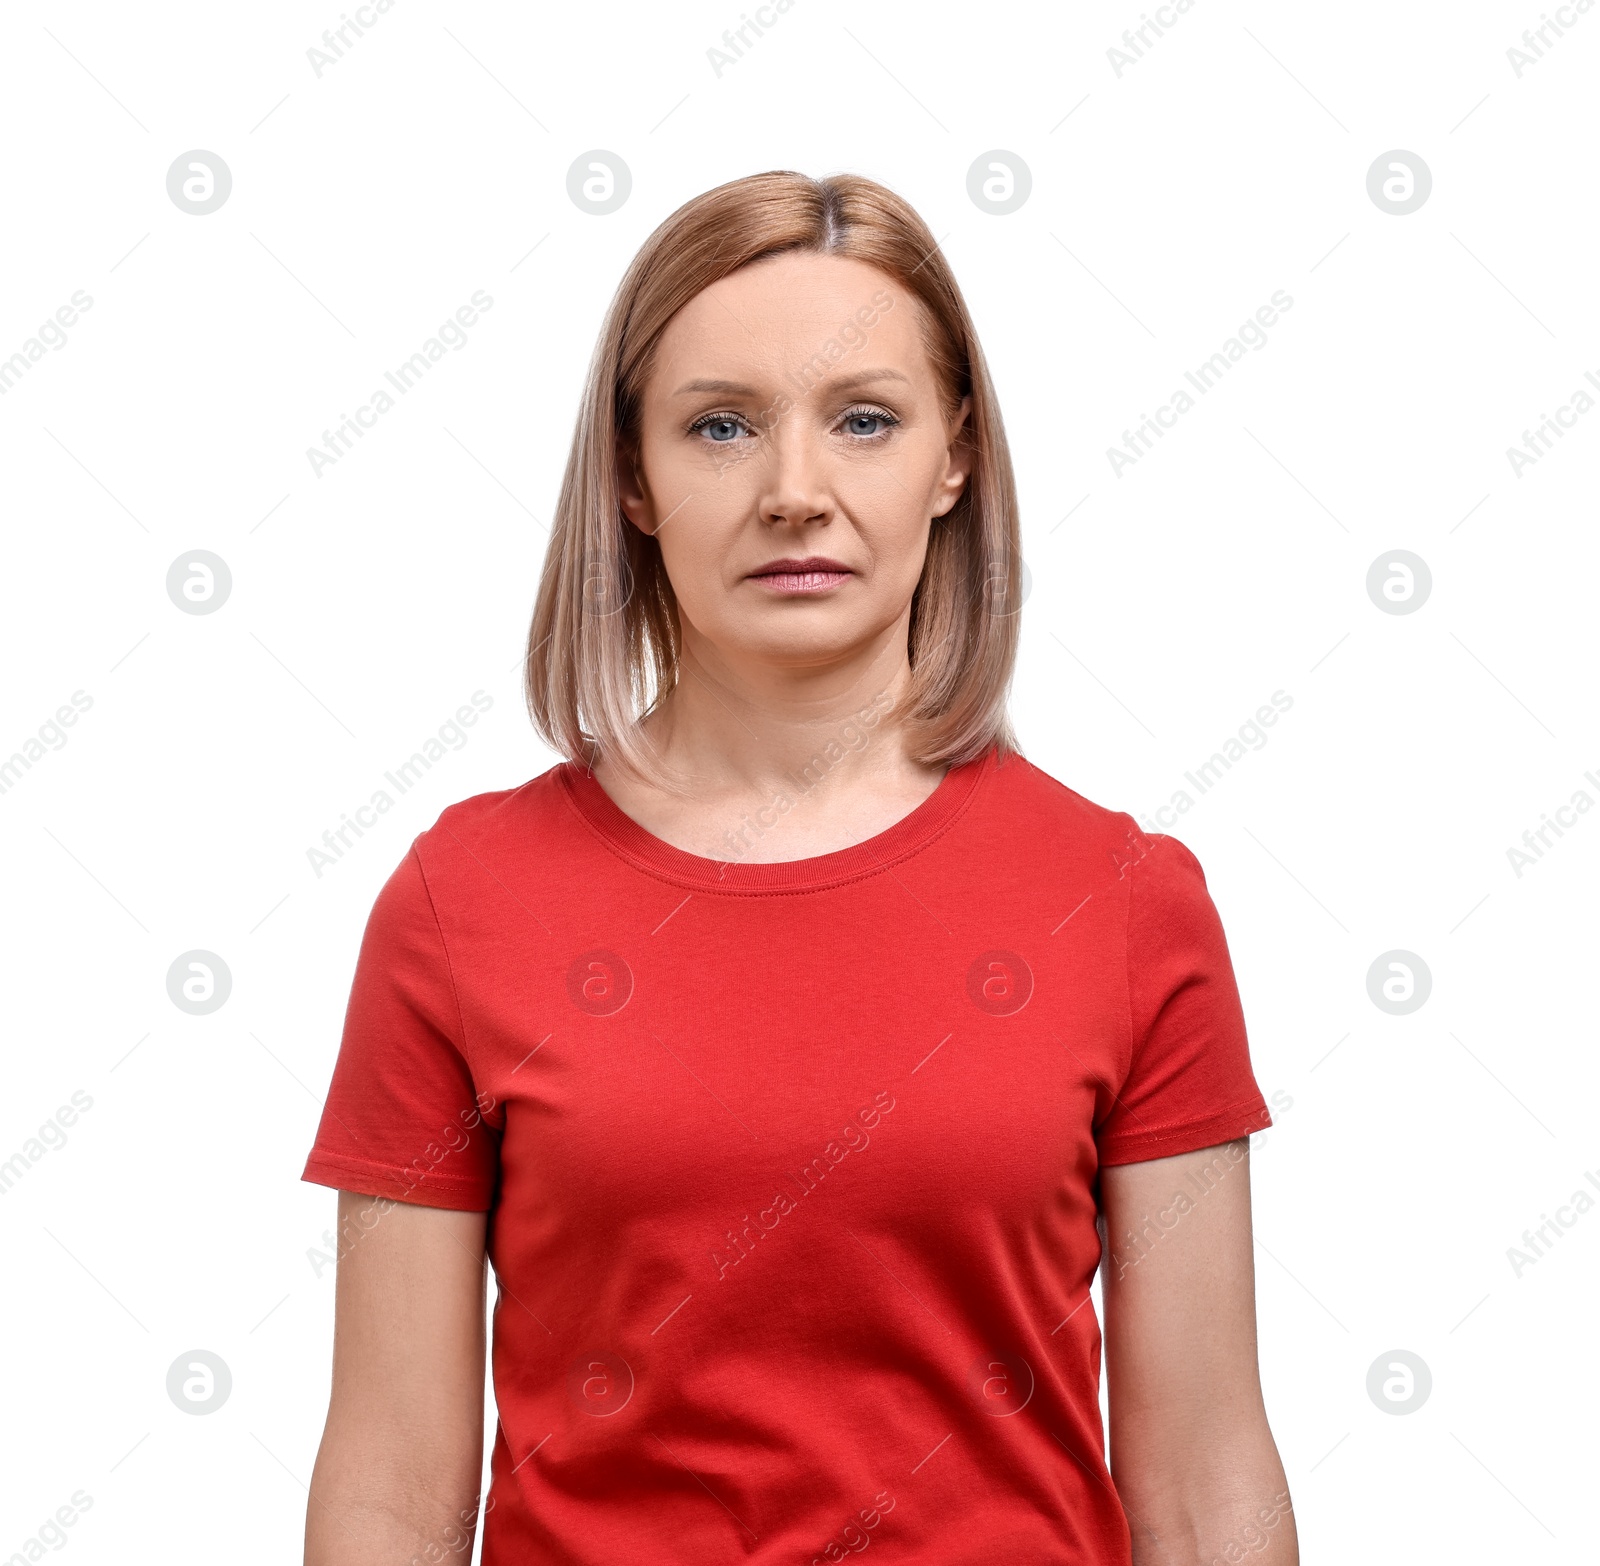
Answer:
302;171;1297;1566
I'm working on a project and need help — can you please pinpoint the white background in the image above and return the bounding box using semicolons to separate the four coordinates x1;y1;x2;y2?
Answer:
2;0;1596;1560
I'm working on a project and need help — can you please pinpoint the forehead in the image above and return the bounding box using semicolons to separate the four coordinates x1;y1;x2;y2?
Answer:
648;251;931;392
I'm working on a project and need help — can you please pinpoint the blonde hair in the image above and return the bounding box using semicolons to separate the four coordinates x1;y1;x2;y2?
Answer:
525;170;1023;785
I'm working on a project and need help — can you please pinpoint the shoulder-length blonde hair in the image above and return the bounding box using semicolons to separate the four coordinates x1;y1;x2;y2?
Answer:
526;169;1023;786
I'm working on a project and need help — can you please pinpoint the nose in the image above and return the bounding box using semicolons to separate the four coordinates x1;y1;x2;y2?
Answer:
756;420;831;529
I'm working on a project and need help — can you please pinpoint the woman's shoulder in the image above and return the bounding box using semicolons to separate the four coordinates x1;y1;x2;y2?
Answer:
988;746;1144;840
984;748;1209;893
408;759;579;866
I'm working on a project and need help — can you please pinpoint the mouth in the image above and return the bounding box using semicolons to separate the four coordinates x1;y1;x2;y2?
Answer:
745;556;854;595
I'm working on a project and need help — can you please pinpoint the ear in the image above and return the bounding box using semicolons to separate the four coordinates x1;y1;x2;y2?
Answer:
616;437;653;534
931;394;975;519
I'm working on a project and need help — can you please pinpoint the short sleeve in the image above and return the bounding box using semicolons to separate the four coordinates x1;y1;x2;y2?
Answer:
301;844;500;1210
1094;830;1271;1166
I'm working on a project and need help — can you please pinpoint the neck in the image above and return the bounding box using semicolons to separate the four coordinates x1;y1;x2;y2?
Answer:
587;620;958;865
640;625;921;797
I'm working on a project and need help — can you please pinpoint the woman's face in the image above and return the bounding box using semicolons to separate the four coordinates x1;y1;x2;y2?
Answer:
618;252;973;675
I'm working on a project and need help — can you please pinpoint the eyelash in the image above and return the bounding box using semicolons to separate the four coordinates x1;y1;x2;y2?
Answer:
686;411;751;440
687;405;901;441
838;404;900;438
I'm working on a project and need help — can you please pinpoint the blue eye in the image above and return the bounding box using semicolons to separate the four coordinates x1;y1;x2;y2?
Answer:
840;406;898;438
692;414;748;442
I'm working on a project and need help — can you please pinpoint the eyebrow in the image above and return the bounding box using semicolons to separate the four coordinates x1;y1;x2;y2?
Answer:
670;368;912;398
673;378;758;396
829;368;910;393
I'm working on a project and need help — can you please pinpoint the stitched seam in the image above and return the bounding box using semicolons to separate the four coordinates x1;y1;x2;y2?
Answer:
1096;1094;1267;1147
410;838;475;1075
302;1151;491;1191
1121;818;1137;1094
555;762;990;898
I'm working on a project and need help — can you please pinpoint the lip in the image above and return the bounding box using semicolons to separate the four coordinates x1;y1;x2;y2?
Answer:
745;557;854;595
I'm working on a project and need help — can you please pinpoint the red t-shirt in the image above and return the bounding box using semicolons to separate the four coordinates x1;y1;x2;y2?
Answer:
303;744;1269;1565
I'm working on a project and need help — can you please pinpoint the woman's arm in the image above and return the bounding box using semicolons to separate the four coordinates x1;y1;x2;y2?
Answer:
305;1191;489;1565
1100;1141;1298;1566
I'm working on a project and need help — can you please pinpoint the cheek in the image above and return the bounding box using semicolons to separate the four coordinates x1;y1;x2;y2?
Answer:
654;512;719;599
647;460;753;613
835;437;943;545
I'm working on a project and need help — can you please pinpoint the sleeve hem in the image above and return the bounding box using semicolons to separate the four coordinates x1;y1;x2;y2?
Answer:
301;1151;495;1212
1097;1097;1271;1167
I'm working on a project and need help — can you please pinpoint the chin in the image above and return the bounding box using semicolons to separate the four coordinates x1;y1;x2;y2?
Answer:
729;620;864;664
